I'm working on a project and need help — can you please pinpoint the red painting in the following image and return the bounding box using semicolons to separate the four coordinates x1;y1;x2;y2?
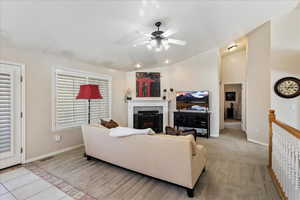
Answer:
136;72;160;97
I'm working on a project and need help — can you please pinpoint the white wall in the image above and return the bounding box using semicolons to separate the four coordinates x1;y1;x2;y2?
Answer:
0;46;127;160
222;50;247;84
246;22;271;145
220;49;247;130
127;49;221;137
271;7;300;129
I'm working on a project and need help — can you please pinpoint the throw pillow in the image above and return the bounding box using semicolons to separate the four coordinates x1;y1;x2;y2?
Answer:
101;119;119;129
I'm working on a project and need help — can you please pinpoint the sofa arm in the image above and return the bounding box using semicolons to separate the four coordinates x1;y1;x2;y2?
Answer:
191;144;207;186
181;129;197;141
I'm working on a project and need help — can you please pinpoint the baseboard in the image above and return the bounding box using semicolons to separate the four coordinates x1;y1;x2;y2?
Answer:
25;144;84;164
247;139;268;146
210;135;219;138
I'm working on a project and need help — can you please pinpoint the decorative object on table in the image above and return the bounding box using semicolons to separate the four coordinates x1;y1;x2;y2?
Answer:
136;72;160;97
227;102;234;119
76;84;102;124
125;88;132;102
165;126;197;141
274;77;300;99
163;89;167;100
225;91;236;101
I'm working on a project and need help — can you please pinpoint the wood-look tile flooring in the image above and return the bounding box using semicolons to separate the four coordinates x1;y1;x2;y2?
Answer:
30;128;279;200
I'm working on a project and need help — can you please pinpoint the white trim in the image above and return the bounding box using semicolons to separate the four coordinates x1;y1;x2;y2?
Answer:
247;139;268;146
210;135;219;138
25;144;84;163
223;81;244;85
52;66;112;131
222;82;246;133
127;100;168;130
54;66;112;81
20;64;26;164
0;61;26;165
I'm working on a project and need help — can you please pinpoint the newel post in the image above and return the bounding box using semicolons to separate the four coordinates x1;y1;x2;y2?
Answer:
268;110;276;168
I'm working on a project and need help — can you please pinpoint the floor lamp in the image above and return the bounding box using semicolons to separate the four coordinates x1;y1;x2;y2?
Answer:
76;84;102;124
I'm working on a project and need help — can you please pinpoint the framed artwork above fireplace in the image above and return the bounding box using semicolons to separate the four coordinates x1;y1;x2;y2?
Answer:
136;72;161;97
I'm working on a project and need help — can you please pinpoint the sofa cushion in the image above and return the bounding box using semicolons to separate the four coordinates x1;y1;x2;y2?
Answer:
153;134;197;156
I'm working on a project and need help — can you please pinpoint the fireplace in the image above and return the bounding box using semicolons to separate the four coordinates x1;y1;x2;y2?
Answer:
133;107;163;133
128;100;168;132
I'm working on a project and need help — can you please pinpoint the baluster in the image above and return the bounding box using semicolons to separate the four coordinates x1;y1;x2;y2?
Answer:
269;110;300;200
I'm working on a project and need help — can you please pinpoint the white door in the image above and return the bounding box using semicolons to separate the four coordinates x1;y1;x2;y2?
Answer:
0;63;22;169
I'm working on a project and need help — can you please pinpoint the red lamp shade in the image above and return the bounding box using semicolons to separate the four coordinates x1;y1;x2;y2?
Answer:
76;84;103;99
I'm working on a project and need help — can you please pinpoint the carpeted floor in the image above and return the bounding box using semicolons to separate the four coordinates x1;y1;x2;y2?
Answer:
28;128;280;200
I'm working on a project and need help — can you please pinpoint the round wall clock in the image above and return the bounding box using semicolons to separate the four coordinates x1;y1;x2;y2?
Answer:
274;77;300;98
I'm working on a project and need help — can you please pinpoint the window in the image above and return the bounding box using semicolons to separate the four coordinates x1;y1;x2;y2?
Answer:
53;68;112;130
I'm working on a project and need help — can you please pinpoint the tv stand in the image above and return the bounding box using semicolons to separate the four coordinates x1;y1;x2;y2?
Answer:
174;111;210;138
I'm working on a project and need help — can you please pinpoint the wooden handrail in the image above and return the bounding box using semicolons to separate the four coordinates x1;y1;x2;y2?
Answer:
269;110;300;139
268;110;300;200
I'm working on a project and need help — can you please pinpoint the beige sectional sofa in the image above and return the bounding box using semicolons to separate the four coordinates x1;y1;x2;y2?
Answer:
82;125;207;197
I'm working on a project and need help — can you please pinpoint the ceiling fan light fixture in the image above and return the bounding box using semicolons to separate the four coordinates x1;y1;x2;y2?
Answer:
227;43;238;51
150;39;157;47
155;46;162;52
135;21;186;52
164;44;170;50
161;39;168;45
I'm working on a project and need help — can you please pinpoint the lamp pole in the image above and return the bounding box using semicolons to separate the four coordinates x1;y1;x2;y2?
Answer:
88;99;91;124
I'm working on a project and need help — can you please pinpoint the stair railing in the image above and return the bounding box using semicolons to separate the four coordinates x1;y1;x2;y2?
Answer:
269;110;300;200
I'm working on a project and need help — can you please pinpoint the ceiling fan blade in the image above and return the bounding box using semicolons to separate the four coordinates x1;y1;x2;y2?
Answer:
133;40;149;47
168;39;187;46
143;33;152;37
162;29;176;37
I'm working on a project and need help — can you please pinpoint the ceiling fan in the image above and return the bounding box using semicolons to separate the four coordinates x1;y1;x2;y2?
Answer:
133;21;187;52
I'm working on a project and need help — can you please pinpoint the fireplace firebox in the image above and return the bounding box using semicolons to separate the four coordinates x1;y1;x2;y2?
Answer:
134;110;163;133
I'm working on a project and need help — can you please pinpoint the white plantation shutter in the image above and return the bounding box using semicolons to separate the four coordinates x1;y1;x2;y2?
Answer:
54;69;111;130
88;77;111;123
0;72;12;154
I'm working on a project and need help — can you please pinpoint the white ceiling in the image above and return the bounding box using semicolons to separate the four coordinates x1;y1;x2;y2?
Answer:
0;0;298;71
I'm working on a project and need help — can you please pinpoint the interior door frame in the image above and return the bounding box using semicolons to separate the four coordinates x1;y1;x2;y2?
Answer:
0;61;26;165
221;81;246;132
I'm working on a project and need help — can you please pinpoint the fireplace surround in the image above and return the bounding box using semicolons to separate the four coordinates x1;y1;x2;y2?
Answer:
128;100;168;133
134;107;163;133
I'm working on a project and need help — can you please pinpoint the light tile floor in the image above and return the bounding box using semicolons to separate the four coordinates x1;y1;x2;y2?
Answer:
0;168;74;200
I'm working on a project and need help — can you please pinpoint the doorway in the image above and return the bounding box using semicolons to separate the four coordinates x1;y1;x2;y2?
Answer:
0;62;24;169
224;84;242;129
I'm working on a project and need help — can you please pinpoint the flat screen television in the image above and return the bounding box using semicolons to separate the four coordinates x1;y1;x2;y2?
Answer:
176;91;209;111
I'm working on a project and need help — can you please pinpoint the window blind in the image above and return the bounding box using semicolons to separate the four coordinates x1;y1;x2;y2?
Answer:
88;77;111;123
54;69;111;130
0;73;12;153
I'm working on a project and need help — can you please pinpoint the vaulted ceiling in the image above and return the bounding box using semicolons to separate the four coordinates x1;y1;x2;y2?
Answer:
0;1;298;71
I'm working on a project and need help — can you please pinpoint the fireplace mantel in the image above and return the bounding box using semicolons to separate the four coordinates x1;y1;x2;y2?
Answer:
128;100;168;131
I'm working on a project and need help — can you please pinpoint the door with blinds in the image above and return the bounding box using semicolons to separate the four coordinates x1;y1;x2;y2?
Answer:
0;63;22;169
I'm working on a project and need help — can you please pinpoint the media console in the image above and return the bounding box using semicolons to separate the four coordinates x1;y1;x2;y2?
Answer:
174;111;210;138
